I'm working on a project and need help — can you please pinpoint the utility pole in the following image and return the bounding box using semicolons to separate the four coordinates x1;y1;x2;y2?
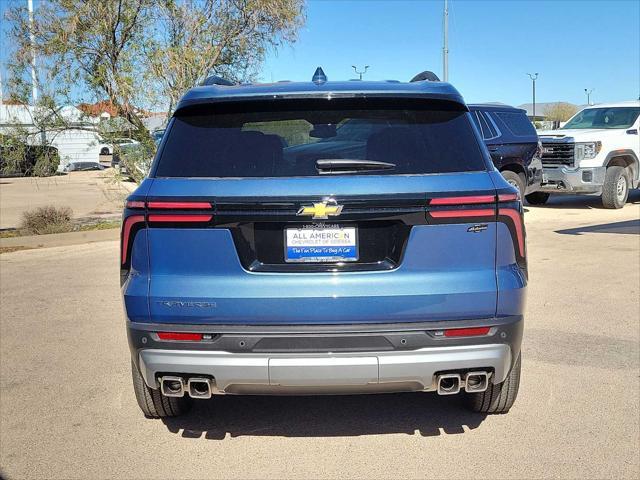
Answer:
584;88;594;105
28;0;38;104
527;73;538;120
351;65;369;80
442;0;449;82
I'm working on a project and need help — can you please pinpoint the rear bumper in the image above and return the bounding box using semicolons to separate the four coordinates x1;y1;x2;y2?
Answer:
129;316;523;395
138;343;511;395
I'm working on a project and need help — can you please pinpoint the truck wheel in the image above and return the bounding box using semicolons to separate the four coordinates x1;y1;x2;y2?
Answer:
500;170;525;201
465;353;521;414
602;166;629;209
525;192;550;205
131;360;191;418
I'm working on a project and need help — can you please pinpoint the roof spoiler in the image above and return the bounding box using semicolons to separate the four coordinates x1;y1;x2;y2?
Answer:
200;75;236;87
410;71;441;82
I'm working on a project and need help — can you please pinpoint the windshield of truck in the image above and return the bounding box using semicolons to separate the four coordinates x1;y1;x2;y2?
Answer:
562;107;640;130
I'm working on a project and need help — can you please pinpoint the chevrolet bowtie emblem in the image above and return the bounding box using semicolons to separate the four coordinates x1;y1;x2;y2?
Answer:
297;200;344;220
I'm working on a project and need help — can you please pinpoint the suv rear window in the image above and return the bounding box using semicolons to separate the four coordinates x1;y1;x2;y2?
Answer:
495;112;536;136
155;99;486;177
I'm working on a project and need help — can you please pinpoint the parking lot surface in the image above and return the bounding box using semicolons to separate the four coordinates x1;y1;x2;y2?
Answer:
1;193;639;479
0;171;134;229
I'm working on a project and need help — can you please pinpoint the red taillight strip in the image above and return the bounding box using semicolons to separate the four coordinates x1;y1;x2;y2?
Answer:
121;215;145;265
430;208;495;219
444;326;491;337
430;195;496;205
499;208;525;257
147;214;213;223
147;201;212;209
157;332;203;341
126;200;145;209
498;193;519;202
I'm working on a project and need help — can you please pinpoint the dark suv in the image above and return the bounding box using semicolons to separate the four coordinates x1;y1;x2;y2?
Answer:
122;69;526;418
468;104;543;201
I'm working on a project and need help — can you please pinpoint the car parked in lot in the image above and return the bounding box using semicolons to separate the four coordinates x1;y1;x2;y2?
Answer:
122;69;526;418
468;104;543;201
98;137;139;156
534;101;639;208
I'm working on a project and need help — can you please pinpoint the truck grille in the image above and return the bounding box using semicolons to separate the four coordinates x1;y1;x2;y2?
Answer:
541;142;574;167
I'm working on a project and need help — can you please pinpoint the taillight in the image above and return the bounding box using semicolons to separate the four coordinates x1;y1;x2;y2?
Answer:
121;215;145;265
430;195;496;205
430;209;495;219
121;199;215;267
147;201;212;209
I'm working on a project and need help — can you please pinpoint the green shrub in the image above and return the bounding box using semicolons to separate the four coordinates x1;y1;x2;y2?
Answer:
20;206;73;235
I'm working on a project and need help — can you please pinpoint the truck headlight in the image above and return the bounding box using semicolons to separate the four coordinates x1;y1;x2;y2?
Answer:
575;142;602;161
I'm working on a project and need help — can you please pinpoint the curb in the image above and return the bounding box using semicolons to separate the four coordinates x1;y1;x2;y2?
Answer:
0;228;119;250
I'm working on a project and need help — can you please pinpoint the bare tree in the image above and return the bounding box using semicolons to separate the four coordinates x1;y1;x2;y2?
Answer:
543;103;579;122
147;0;305;117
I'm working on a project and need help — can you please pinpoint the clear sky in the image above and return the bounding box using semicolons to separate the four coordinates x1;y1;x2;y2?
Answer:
1;0;639;107
262;0;640;106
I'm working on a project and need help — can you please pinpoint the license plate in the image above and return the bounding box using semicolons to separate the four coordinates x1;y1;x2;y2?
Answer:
285;226;358;263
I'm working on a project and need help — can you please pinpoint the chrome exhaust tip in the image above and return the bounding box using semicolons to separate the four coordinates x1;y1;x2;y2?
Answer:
437;373;461;395
160;376;185;397
464;371;489;393
187;377;214;399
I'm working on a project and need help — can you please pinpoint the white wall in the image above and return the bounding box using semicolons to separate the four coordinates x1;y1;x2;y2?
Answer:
45;129;101;170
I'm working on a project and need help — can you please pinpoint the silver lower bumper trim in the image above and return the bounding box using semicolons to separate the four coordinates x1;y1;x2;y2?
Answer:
138;344;512;395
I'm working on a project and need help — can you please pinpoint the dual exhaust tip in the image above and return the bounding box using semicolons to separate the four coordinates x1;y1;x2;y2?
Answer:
436;371;490;395
160;376;214;399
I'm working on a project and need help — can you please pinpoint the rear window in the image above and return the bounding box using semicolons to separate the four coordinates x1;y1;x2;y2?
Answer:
155;100;486;177
495;112;536;137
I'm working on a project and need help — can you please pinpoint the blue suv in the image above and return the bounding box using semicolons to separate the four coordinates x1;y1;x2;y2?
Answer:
122;69;526;418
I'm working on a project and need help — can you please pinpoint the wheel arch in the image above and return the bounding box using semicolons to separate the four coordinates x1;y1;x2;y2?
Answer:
605;150;639;186
499;163;526;177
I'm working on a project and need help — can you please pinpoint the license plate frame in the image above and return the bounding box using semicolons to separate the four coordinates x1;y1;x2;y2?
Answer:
284;225;358;263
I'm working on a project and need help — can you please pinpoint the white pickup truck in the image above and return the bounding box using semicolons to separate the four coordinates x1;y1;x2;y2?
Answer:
528;101;639;208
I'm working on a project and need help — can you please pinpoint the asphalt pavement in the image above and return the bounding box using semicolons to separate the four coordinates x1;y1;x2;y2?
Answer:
1;193;639;479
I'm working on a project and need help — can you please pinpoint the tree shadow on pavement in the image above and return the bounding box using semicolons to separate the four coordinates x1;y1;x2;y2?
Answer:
161;392;487;439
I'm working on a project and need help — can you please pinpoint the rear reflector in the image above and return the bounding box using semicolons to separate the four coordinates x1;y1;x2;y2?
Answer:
443;327;491;337
157;332;203;341
148;214;213;223
430;195;495;205
430;208;495;219
147;201;212;209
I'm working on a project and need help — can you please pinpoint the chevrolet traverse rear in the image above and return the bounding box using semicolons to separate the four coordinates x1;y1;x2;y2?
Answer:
122;69;526;418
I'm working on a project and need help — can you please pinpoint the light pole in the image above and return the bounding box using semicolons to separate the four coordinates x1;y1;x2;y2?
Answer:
584;88;594;105
443;0;449;82
352;65;369;80
527;73;539;121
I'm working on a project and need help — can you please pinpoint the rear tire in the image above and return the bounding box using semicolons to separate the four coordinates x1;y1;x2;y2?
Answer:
525;191;550;205
601;166;629;209
501;170;525;201
465;353;521;414
131;360;191;418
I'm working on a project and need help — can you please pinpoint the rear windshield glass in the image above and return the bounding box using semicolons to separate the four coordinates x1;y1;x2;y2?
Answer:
155;100;485;177
495;112;536;137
